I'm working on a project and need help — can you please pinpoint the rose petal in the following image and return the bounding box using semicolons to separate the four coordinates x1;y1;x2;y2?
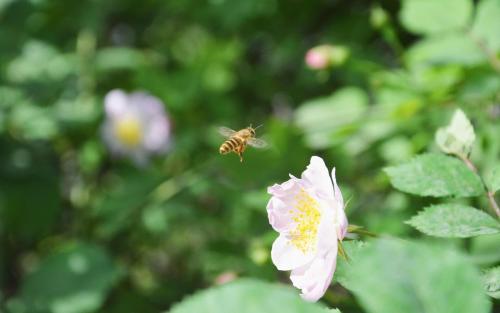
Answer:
331;168;348;240
143;116;170;152
330;168;344;207
104;89;129;118
290;247;338;302
301;156;335;202
267;197;295;232
271;234;316;271
267;176;299;197
315;206;338;252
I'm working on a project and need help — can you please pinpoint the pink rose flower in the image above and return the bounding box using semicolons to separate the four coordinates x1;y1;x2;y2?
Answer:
267;156;348;301
101;89;171;166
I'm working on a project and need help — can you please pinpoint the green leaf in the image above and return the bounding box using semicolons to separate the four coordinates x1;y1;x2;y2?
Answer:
385;153;484;197
405;33;485;68
295;87;368;149
20;242;121;313
399;0;472;35
470;233;500;265
95;47;149;73
6;41;75;83
482;267;500;299
9;102;59;140
333;241;368;288
344;239;490;313
406;204;500;237
485;163;500;193
92;168;163;239
435;109;476;157
471;0;500;52
169;278;330;313
0;140;61;241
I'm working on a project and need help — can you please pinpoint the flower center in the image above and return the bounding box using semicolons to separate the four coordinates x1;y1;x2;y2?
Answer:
289;188;321;253
114;116;143;147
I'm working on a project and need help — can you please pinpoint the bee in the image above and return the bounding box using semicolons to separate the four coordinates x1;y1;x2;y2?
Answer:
218;125;267;162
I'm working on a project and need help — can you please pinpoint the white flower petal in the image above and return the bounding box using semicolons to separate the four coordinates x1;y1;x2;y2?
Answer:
271;234;316;271
331;168;348;240
316;207;338;252
290;247;338;302
301;156;335;202
143;116;170;152
104;89;129;118
267;176;299;197
267;197;295;232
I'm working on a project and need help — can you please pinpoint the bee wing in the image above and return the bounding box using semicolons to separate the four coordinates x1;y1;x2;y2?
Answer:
218;126;237;138
247;137;268;149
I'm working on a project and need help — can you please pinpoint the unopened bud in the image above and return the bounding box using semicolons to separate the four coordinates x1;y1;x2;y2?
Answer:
305;45;350;70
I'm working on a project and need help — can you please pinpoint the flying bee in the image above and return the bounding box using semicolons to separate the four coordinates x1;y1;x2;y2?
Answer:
218;125;267;162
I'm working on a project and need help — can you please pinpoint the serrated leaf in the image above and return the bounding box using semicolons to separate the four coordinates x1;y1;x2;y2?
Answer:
482;267;500;299
435;109;475;157
406;204;500;238
485;163;500;194
20;242;121;313
169;279;329;313
399;0;472;35
385;153;484;197
344;239;490;313
471;0;500;52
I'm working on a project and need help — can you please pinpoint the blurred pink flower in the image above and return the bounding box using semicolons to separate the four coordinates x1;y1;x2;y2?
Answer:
305;45;350;70
267;156;348;302
102;89;171;165
214;271;238;285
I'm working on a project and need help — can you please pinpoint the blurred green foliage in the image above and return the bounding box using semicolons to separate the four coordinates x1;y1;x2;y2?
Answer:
0;0;499;312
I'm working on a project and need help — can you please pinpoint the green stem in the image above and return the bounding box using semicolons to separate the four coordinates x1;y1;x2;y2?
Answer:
458;154;500;219
467;31;500;74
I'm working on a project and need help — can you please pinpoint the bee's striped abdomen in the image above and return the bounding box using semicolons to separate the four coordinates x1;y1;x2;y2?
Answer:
219;136;243;154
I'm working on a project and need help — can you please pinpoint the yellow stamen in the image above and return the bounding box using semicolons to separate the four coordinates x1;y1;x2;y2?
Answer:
289;189;321;253
114;116;143;147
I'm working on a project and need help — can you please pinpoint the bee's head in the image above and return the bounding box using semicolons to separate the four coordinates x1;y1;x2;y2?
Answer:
248;124;262;136
248;126;256;136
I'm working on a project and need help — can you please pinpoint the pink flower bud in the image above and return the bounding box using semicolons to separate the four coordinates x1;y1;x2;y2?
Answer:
305;45;350;70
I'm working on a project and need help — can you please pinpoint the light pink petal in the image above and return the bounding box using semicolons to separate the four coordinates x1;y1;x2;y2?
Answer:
290;247;338;302
104;89;129;118
267;177;304;232
316;207;338;252
305;50;328;69
330;168;344;207
143;116;171;152
129;92;166;116
271;234;316;271
331;168;348;240
267;197;295;232
267;176;299;197
301;156;335;202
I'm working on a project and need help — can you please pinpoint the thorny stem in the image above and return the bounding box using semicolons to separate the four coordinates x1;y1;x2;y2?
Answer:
458;154;500;219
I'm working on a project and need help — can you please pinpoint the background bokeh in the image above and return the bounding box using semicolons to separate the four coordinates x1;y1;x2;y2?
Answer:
1;0;499;312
